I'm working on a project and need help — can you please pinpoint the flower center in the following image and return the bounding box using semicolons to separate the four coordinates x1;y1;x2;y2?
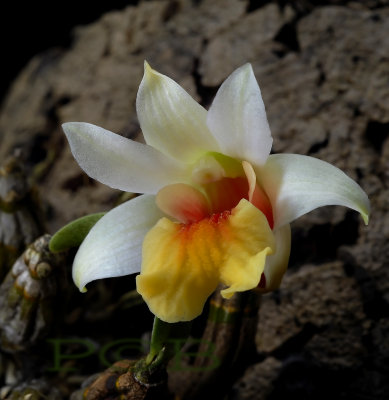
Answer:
156;153;274;228
179;210;232;233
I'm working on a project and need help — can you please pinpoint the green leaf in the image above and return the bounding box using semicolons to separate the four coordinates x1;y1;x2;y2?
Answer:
49;212;105;253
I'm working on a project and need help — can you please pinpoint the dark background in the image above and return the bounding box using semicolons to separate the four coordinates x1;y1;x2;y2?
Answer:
0;1;140;103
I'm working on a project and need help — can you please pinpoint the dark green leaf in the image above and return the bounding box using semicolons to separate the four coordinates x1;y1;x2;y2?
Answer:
49;212;105;253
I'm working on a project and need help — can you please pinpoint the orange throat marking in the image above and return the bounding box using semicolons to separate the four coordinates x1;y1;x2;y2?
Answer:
179;210;232;232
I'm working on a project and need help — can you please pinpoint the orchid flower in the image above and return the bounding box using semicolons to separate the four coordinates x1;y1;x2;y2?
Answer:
62;63;370;323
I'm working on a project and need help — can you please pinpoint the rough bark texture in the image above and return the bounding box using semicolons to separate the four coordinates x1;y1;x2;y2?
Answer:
0;0;388;398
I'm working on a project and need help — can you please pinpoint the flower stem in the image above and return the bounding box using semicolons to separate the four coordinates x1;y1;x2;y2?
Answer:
134;316;191;385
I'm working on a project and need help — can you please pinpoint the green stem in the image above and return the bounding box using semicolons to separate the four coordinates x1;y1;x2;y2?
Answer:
145;317;170;365
146;316;192;366
134;316;191;384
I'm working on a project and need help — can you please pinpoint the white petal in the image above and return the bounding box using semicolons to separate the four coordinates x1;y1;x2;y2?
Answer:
63;122;187;194
258;154;370;229
261;224;291;292
72;195;164;291
136;62;219;162
207;64;272;165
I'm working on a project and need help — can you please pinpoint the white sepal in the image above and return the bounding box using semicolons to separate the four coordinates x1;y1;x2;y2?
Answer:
136;62;218;162
63;122;187;195
261;224;291;292
207;63;272;166
258;154;370;229
72;195;164;291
